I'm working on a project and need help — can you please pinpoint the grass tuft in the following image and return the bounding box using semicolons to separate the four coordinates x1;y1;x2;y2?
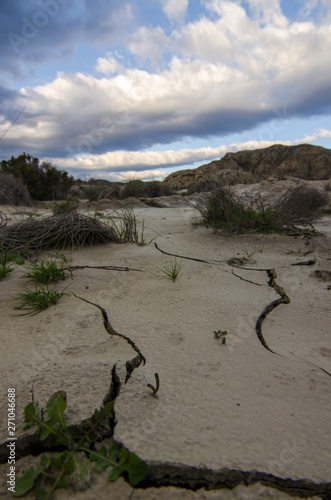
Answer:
159;258;183;282
24;254;68;284
14;284;68;316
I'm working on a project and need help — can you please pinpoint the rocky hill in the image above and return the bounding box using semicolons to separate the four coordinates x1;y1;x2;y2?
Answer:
163;144;331;190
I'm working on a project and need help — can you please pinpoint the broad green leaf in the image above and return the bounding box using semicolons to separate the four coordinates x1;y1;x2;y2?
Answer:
63;454;75;474
126;453;149;486
46;391;67;429
118;448;129;466
107;466;122;482
94;459;110;472
88;445;110;471
88;445;107;462
24;402;37;424
55;475;68;489
100;401;114;419
35;488;51;500
108;444;120;461
50;456;62;469
40;426;51;441
40;455;51;469
13;468;40;497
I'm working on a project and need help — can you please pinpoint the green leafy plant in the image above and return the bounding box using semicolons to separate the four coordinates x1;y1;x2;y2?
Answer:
85;443;149;486
24;255;68;284
159;258;183;282
14;391;149;498
14;284;69;316
214;330;227;344
147;373;160;397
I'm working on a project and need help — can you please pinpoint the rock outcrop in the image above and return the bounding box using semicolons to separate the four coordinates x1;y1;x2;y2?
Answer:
163;144;331;190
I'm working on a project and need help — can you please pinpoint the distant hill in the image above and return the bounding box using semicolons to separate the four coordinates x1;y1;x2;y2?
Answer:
163;144;331;189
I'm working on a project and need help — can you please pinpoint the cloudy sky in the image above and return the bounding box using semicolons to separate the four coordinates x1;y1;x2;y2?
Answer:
1;0;331;181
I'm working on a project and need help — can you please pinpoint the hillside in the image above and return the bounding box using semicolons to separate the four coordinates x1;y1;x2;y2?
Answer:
163;144;331;189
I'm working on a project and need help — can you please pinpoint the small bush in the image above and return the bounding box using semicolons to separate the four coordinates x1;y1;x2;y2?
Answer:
187;180;220;195
52;198;79;214
122;180;174;199
82;185;106;202
197;186;278;233
196;185;326;234
0;173;32;206
272;185;328;226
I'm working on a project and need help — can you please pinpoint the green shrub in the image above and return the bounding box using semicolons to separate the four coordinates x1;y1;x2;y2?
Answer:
0;173;33;206
0;153;74;201
187;180;219;195
122;180;174;199
52;198;79;214
197;185;327;234
82;185;106;202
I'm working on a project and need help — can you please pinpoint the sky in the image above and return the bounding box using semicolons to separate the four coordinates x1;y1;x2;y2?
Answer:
1;0;331;182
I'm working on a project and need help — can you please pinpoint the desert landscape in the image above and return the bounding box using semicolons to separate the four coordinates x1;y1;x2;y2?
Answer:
0;171;331;499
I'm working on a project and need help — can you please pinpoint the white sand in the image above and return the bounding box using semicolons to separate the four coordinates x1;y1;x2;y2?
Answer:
0;199;330;499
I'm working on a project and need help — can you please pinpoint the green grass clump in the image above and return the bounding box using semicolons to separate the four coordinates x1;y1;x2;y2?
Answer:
159;258;183;282
14;284;68;316
24;255;67;284
0;246;25;280
0;255;13;280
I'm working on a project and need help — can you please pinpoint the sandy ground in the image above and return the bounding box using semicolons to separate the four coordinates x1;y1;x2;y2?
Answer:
0;193;331;499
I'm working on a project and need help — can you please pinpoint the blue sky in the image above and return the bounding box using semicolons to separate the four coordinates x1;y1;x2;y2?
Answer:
1;0;331;181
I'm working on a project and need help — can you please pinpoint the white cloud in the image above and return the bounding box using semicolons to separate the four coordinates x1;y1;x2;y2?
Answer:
160;0;188;22
2;0;331;163
95;53;124;76
299;0;331;22
128;26;169;65
243;0;288;27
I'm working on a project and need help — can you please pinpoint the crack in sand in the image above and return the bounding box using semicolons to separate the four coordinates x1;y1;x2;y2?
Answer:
255;268;291;354
154;242;222;264
72;293;146;372
139;464;331;499
1;259;330;497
